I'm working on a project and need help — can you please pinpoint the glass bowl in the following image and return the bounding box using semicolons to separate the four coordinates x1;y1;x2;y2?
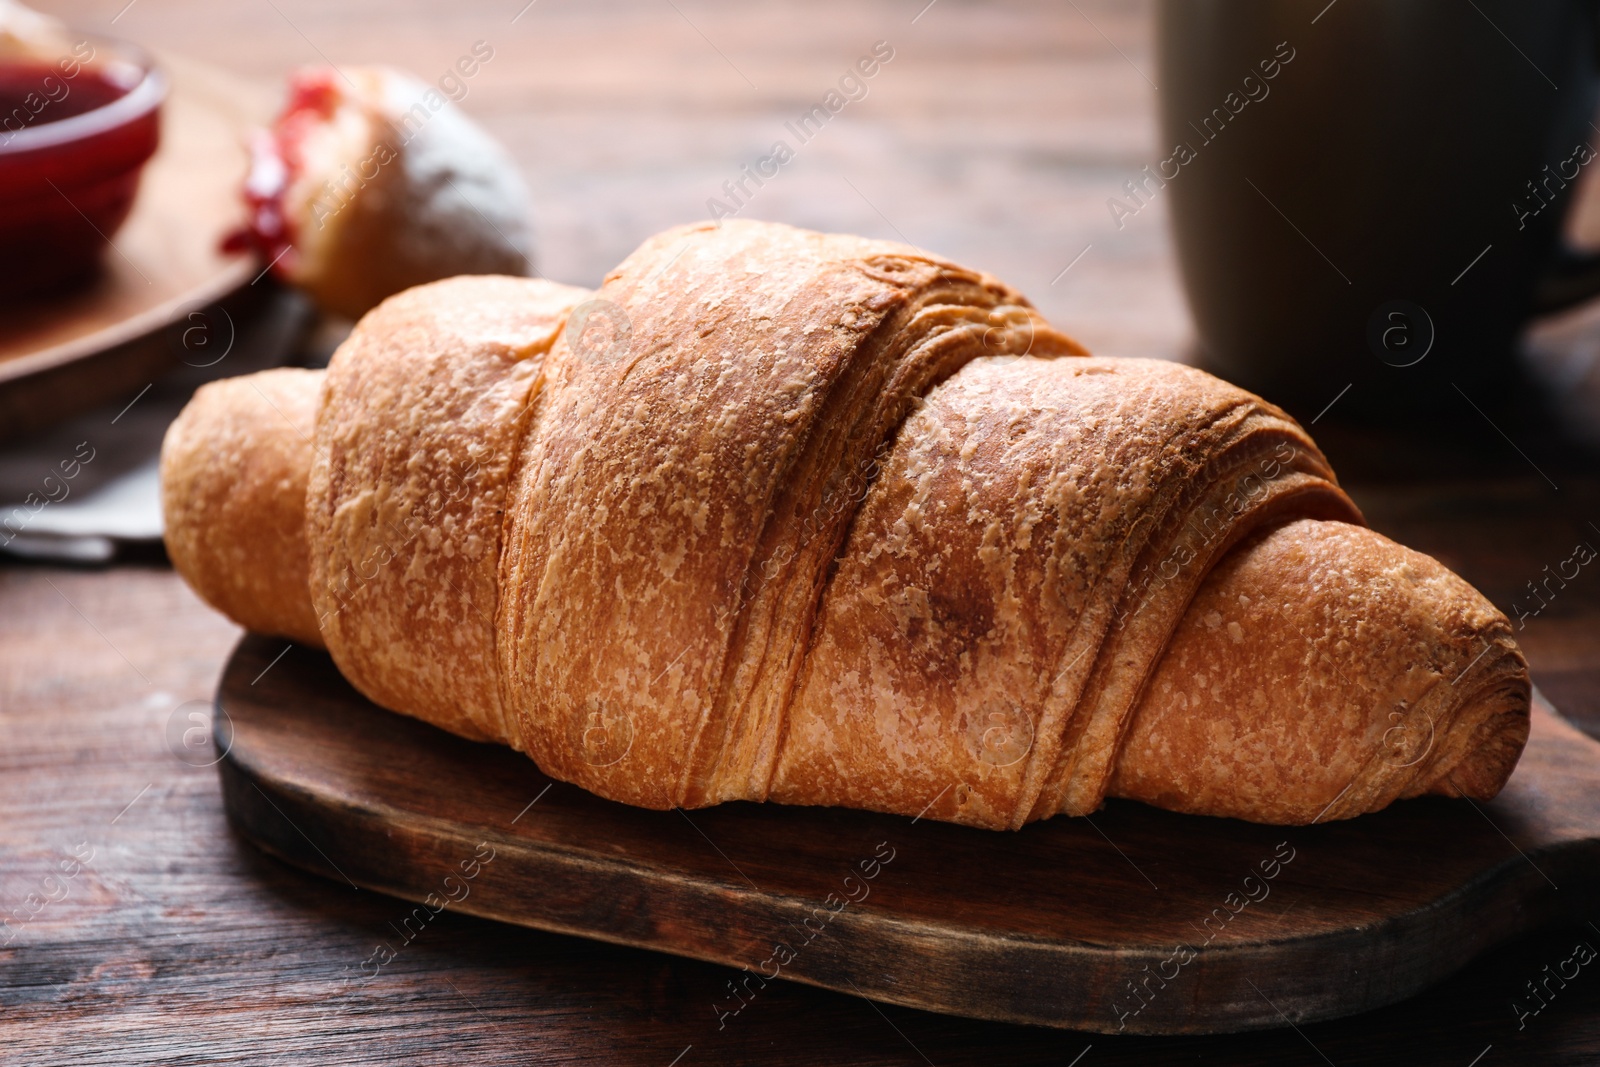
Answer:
0;35;165;297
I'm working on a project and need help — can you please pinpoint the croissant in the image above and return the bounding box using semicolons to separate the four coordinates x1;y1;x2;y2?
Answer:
161;220;1531;829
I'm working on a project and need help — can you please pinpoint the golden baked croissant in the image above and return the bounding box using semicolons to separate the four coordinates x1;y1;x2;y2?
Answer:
161;220;1530;829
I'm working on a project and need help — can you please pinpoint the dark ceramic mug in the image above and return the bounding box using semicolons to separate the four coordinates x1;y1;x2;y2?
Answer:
1156;0;1600;418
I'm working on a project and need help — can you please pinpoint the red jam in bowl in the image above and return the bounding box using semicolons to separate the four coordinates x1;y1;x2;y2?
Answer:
0;40;165;297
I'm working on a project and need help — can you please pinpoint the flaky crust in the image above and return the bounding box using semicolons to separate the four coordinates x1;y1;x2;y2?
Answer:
161;367;323;647
1111;518;1529;823
769;356;1363;828
307;275;589;743
497;222;1086;810
160;220;1532;828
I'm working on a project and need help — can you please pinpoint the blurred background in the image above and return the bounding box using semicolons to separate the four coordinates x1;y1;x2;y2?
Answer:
18;0;1190;350
5;1;1600;1063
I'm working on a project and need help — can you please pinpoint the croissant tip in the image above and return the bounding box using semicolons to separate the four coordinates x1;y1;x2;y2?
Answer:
1431;680;1534;803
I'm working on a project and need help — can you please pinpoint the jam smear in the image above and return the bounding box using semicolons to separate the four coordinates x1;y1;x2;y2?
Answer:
223;68;346;274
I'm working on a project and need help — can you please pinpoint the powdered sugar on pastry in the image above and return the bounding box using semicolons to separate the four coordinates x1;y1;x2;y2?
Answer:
231;65;532;319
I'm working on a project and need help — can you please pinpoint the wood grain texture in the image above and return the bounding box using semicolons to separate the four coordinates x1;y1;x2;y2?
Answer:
216;633;1598;1035
7;0;1600;1061
3;482;1600;1065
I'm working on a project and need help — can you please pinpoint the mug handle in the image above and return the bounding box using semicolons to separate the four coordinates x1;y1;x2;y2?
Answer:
1533;246;1600;313
1531;1;1600;313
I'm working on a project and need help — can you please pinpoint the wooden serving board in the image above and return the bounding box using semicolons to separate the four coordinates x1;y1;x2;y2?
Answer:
216;633;1600;1036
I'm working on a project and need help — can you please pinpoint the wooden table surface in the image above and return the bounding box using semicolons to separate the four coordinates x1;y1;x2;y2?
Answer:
6;1;1600;1063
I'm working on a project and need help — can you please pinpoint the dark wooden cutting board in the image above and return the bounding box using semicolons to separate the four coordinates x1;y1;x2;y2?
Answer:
215;633;1600;1035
